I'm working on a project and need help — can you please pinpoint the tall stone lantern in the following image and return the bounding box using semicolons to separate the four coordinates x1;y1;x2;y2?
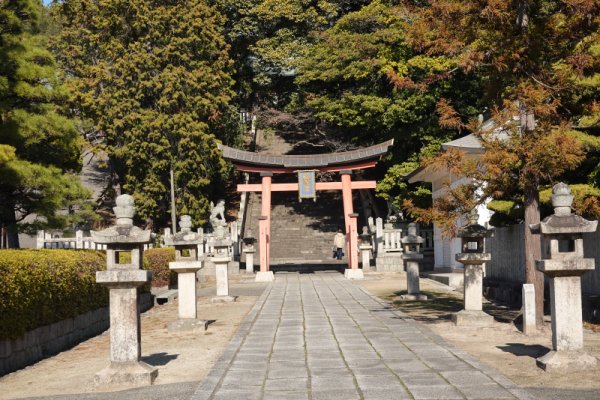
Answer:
164;215;207;332
530;183;598;371
452;209;494;327
400;223;426;301
92;195;158;387
358;227;373;272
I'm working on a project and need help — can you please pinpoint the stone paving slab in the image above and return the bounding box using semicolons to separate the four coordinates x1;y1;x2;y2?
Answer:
191;272;537;400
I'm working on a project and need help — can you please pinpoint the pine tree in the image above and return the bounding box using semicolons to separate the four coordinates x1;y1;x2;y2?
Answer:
0;0;86;247
54;0;237;228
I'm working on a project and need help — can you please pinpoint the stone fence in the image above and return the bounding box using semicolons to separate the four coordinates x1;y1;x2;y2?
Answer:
484;224;600;311
36;230;154;251
0;293;153;376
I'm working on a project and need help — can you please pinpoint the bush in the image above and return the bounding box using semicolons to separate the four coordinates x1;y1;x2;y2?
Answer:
143;248;176;288
0;249;107;340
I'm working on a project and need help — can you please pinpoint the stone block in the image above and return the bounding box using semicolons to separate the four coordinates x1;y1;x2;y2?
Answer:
168;319;209;333
452;310;494;327
344;269;364;280
95;361;158;388
536;350;597;372
255;271;274;282
211;295;237;304
522;284;536;335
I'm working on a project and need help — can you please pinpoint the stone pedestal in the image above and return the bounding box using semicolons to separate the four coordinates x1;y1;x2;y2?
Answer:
92;194;157;388
168;262;207;332
453;259;493;326
359;244;372;271
344;268;364;280
244;248;255;274
255;271;274;282
400;259;427;301
212;256;236;303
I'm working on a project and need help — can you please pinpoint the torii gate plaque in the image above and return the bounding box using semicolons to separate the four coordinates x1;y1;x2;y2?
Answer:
218;140;393;281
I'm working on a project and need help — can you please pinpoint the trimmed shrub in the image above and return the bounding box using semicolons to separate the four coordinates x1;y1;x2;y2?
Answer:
143;248;176;288
0;249;107;340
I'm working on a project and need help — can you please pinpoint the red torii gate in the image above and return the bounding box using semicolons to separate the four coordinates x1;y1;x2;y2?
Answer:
219;140;393;281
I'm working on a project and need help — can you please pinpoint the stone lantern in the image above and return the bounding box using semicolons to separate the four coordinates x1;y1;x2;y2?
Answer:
530;183;597;371
164;215;207;332
452;209;494;326
211;235;236;303
242;229;257;274
91;194;157;387
400;223;426;300
358;227;373;271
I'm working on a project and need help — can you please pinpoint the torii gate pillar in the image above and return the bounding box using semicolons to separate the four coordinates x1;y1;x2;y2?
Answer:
256;172;274;282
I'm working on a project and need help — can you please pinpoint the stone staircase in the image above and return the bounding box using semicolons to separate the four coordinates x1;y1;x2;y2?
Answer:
243;191;350;267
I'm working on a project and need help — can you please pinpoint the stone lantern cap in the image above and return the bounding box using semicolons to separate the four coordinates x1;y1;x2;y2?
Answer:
359;226;372;245
242;229;257;246
91;194;151;244
164;215;203;246
457;209;492;238
401;223;425;245
530;183;597;235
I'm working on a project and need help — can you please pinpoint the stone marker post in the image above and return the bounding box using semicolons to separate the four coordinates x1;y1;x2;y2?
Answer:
358;227;373;271
242;231;257;274
452;209;494;327
522;284;536;335
164;215;207;332
211;229;236;303
530;183;598;371
92;194;157;388
400;223;426;301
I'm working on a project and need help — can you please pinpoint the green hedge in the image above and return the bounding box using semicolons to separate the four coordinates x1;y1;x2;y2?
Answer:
0;249;107;340
143;248;176;288
0;247;176;340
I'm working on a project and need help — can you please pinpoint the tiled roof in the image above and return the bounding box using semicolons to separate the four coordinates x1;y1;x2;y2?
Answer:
218;140;394;169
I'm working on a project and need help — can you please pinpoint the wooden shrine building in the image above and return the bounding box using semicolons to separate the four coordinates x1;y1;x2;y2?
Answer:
218;140;394;281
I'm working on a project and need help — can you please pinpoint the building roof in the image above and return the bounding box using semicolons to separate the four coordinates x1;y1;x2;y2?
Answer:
218;140;394;172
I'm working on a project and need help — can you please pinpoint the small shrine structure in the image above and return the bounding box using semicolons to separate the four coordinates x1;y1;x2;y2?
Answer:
218;140;393;280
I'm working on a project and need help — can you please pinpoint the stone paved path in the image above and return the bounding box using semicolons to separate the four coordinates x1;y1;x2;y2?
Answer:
191;272;535;400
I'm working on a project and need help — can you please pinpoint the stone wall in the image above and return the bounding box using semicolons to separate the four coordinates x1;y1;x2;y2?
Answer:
483;224;600;320
0;292;153;377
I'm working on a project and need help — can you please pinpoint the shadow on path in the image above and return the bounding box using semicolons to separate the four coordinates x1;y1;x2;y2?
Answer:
496;343;550;359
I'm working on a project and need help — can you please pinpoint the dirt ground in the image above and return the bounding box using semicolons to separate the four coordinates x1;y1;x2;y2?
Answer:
0;276;263;400
358;272;600;393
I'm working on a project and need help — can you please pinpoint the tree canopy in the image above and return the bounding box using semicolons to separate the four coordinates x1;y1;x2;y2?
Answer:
54;0;238;228
0;0;89;247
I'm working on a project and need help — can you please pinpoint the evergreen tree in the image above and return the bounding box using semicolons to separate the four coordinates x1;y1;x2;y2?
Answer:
54;0;237;228
0;0;87;247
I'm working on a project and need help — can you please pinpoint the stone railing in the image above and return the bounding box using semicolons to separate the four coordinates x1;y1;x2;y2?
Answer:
368;217;434;256
36;230;154;250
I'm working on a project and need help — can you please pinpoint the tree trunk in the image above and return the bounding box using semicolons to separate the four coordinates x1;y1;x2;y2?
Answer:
1;208;20;248
523;183;543;327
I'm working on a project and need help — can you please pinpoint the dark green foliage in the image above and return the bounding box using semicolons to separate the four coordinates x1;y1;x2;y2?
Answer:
0;249;107;340
0;0;90;245
55;0;238;228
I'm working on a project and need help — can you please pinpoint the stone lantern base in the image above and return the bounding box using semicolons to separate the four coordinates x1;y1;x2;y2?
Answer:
168;318;209;332
452;310;494;327
399;293;428;301
344;269;364;280
255;271;274;282
536;350;597;372
95;361;158;388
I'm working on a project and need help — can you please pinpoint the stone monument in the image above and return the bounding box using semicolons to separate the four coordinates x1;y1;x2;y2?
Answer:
399;223;426;301
242;230;256;274
530;182;598;371
452;209;494;327
92;194;158;387
164;215;207;332
358;227;373;272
